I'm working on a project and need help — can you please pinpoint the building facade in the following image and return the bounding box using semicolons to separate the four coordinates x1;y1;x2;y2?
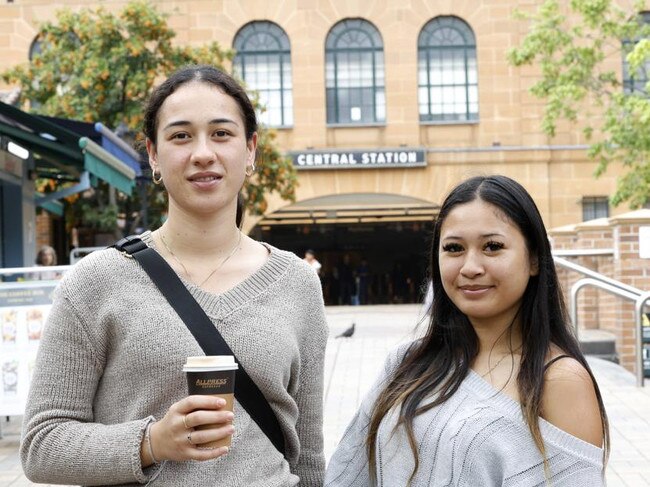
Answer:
0;0;637;303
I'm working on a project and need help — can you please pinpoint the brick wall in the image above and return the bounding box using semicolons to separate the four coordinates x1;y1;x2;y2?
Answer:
34;210;52;251
550;209;650;375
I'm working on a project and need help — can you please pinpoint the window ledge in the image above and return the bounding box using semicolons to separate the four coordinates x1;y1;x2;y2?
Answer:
420;120;479;126
326;122;387;128
262;125;293;130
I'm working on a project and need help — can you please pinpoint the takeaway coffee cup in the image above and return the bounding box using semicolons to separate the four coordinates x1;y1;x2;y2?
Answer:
183;355;238;449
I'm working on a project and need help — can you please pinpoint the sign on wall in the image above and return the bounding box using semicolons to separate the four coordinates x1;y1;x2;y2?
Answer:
0;149;24;180
290;148;427;170
0;281;57;416
639;226;650;259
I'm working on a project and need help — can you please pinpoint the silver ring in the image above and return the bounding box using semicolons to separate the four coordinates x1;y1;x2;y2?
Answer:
187;432;194;445
182;414;190;430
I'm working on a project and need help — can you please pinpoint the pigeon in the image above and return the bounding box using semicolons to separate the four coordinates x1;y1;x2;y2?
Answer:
336;322;355;338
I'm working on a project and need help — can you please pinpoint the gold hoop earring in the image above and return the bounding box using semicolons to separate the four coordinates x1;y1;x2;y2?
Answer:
152;168;163;185
245;164;255;177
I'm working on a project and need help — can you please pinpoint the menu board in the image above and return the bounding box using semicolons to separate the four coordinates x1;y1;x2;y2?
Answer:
0;282;57;416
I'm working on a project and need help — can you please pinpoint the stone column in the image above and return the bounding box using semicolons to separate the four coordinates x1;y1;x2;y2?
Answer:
609;210;650;374
548;224;578;320
574;219;614;332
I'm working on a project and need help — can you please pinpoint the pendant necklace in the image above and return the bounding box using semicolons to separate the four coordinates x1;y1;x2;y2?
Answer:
159;229;242;287
480;344;523;380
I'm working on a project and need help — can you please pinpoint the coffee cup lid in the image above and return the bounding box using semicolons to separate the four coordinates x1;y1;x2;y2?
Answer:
183;355;238;371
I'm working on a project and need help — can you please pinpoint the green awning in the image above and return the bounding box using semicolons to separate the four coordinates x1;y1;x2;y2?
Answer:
0;101;136;195
79;138;135;194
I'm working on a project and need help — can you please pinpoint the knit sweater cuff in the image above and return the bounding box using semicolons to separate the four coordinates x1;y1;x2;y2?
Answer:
132;416;162;484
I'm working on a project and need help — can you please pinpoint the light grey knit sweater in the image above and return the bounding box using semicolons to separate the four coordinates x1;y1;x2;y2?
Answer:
325;343;605;486
21;233;328;486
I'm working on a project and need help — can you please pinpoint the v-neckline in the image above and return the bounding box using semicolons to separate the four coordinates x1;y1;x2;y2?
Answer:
140;230;291;319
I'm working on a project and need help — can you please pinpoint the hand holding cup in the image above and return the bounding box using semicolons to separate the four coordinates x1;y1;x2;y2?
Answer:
142;356;238;466
183;356;239;449
146;395;234;464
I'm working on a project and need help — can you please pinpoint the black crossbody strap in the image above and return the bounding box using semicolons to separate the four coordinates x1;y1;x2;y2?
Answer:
114;236;286;457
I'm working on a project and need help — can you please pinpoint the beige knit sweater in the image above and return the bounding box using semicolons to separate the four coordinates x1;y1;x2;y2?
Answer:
21;233;328;486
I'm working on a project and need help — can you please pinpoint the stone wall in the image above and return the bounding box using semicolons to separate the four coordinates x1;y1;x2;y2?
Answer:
0;0;635;233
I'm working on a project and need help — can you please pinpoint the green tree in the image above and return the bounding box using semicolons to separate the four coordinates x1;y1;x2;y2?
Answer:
508;0;650;208
3;0;297;239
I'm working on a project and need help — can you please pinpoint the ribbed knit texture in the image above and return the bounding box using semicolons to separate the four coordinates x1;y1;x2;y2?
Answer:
325;343;605;487
21;232;328;486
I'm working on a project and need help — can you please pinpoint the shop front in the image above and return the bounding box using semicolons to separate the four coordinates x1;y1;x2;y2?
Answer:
0;101;137;267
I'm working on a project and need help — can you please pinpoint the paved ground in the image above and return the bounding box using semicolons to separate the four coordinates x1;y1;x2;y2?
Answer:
1;304;649;486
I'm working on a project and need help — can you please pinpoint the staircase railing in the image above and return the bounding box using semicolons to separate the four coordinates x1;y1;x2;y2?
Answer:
553;256;648;387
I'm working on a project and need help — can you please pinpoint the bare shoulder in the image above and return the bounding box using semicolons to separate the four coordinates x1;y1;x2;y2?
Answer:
541;355;603;447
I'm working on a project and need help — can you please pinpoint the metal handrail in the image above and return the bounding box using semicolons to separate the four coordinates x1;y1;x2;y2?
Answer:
556;256;647;387
0;265;72;276
554;256;642;296
0;247;101;276
570;278;641;339
552;249;614;257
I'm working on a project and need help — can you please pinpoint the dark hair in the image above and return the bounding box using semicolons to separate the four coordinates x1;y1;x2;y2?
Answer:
367;175;609;483
143;65;257;143
143;65;257;227
36;245;57;266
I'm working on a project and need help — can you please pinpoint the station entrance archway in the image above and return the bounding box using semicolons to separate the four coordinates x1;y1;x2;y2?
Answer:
250;193;439;305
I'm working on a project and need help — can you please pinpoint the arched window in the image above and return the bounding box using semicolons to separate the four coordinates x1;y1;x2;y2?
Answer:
233;21;293;127
28;36;42;60
325;19;385;125
622;12;650;94
29;31;79;61
418;17;478;122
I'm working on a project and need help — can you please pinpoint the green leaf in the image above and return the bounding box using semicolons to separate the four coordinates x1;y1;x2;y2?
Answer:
509;0;650;207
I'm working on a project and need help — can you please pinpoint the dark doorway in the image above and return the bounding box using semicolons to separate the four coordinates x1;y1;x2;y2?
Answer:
252;220;433;305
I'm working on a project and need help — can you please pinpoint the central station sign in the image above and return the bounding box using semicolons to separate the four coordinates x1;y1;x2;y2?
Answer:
289;148;427;170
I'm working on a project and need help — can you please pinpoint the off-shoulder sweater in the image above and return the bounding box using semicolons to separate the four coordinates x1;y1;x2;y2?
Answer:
325;343;605;486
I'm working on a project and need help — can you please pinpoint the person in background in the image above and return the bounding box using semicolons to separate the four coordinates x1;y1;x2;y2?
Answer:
338;253;355;305
325;175;609;486
30;245;60;281
36;245;57;267
303;249;322;276
390;262;407;303
21;65;327;487
356;259;370;305
328;265;340;306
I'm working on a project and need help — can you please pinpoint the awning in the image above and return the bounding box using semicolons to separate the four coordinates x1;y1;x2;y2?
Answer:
258;193;440;225
39;115;143;177
0;101;137;202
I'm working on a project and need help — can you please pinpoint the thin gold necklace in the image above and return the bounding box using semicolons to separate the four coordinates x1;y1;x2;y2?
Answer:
480;344;523;379
159;229;242;287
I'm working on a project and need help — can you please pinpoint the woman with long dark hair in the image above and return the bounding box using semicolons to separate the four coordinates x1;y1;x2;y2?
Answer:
21;65;327;486
325;175;609;486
